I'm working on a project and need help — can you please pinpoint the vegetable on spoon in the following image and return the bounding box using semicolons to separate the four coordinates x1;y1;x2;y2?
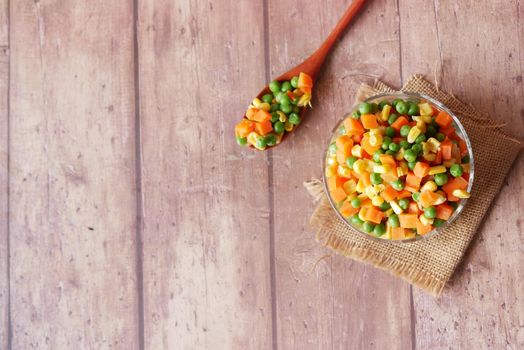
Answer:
234;0;368;150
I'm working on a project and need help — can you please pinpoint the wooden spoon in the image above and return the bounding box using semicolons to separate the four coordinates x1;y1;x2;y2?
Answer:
245;0;368;149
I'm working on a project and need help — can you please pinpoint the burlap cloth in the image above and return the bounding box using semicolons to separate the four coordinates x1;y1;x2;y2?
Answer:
305;75;522;296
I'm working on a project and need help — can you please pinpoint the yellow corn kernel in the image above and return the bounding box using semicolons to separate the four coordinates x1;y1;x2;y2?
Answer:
343;179;357;194
453;189;471;199
443;159;456;168
356;178;366;193
412;116;422;122
429;165;447;175
337;165;352;178
419;214;434;226
325;164;338;178
462;163;471;173
285;121;294;132
373;165;387;174
381;104;392;121
365;185;378;198
426;137;441;152
407;126;422;143
357;193;368;200
297;93;311;107
422;142;430;156
422;116;432;123
381;224;392;240
397;165;408;177
372;195;385;207
419;102;433;116
369;133;383;147
247;132;259;146
252;98;262;109
275;132;283;144
418;201;424;211
374;184;386;193
416;120;427;133
358;209;367;222
390;200;403;215
421;181;437;192
384;208;394;217
433;192;447;205
351;145;363;158
353;159;368;174
326;156;338;166
423;153;436;162
395;148;405;161
277;111;287;123
260;102;271;112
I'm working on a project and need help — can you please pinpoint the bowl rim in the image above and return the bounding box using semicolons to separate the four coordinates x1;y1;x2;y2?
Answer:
322;91;475;243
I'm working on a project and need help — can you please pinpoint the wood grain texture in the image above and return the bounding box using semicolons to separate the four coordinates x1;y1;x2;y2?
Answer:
0;48;8;350
268;1;412;349
400;0;524;348
136;0;273;348
9;1;139;348
0;0;7;46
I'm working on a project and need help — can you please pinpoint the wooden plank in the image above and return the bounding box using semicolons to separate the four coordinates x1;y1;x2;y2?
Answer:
136;1;273;348
400;1;524;348
0;48;8;350
0;0;7;45
268;1;412;349
9;1;139;348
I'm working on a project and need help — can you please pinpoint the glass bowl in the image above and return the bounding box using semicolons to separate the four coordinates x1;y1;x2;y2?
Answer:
323;92;474;243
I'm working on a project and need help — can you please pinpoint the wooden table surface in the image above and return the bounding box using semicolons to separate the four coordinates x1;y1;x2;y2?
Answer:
0;0;522;349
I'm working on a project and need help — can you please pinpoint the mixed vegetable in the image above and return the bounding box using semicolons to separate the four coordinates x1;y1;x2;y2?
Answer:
325;97;472;241
235;72;313;150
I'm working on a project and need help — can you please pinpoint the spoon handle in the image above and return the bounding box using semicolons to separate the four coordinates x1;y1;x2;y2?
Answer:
282;0;368;80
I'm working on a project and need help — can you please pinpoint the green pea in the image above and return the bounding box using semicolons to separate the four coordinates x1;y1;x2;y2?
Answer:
269;80;281;93
265;134;277;146
388;214;400;228
434;173;448;186
385;150;395;155
351;111;361;120
270;103;280;112
450;164;463;177
391;179;404;191
262;93;273;104
436;133;445;142
400;125;411;137
433;218;445;227
236;136;247;146
415;134;427;144
351;214;364;225
362;221;375;233
280;104;293;114
404;149;417;163
270;112;280;123
379;101;389;111
373;223;386;236
426;125;437;137
379;201;391;211
281;81;292;92
411;144;422;154
407;103;419;116
338;125;346;135
359;102;373;115
328;142;337;154
274;121;285;134
408;161;417;170
279;94;292;106
392;98;403;107
290;76;299;88
398;198;410;210
389;142;400;152
346;156;357;169
373;150;384;163
396;101;408;114
351;197;361;208
385;126;395;138
388;113;399;125
371;173;382;185
293;106;300;114
274;91;283;103
462;155;470;163
256;137;267;149
400;140;410;149
424;206;437;219
412;192;420;202
382;138;392;151
370;103;379;113
288;113;301;125
383;136;392;144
